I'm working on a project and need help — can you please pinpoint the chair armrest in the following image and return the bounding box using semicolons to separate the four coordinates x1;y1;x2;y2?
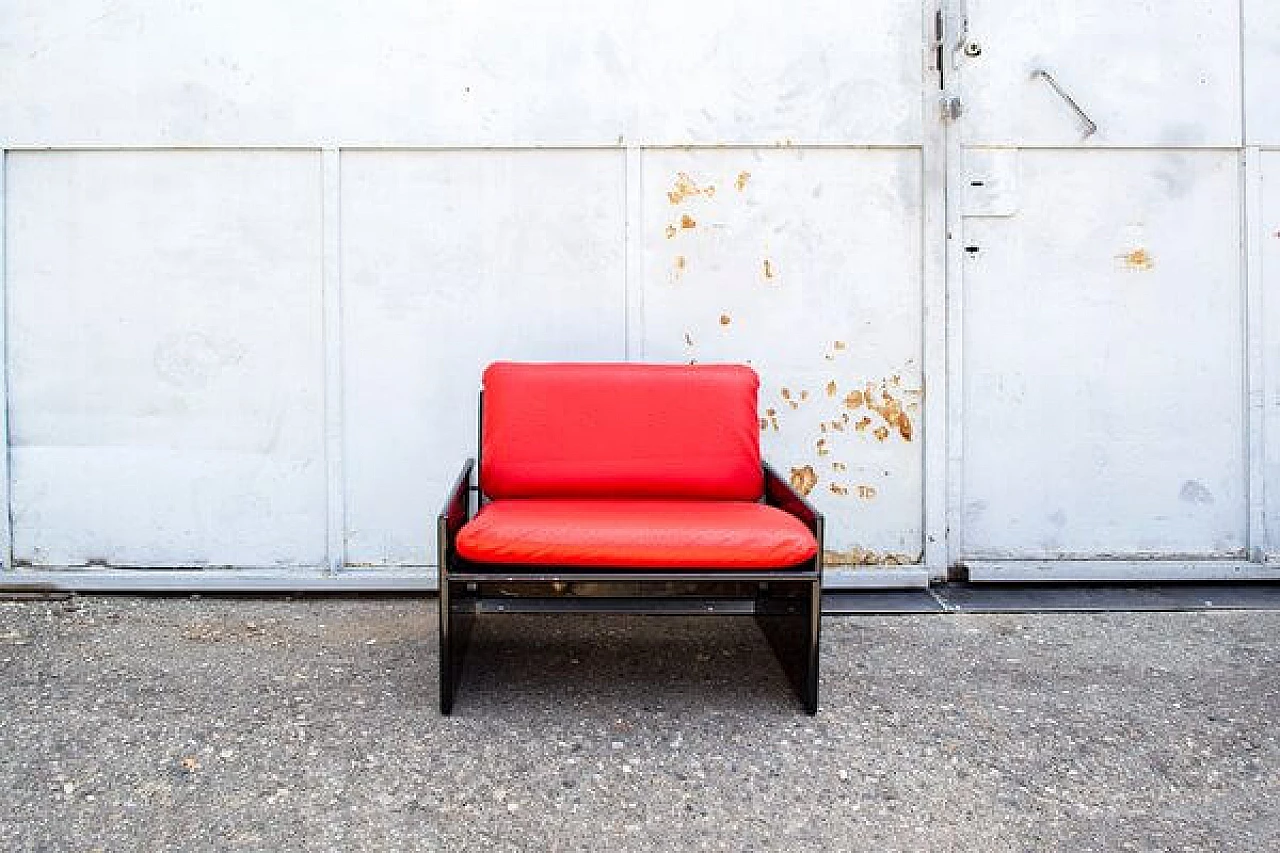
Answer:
437;459;475;575
763;462;823;538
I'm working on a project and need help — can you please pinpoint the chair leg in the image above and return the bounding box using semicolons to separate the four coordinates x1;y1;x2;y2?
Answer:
439;578;476;715
754;577;821;714
439;577;454;715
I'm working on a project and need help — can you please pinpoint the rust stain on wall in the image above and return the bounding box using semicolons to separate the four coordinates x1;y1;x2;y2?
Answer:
719;313;731;326
674;255;687;275
763;259;775;280
789;465;817;496
825;380;838;397
857;485;877;500
1120;247;1155;271
832;461;847;472
667;172;716;205
873;425;890;441
829;483;849;496
825;548;919;566
735;171;751;191
665;224;677;239
680;214;697;229
855;416;872;432
844;389;864;409
865;386;913;442
816;437;829;457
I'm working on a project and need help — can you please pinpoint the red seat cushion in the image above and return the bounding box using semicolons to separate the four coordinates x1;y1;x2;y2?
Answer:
480;362;763;501
455;499;819;569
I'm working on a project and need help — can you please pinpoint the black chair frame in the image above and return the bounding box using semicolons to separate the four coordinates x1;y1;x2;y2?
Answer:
437;407;824;715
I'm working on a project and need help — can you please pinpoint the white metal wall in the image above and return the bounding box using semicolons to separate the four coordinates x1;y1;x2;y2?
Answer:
0;0;1274;589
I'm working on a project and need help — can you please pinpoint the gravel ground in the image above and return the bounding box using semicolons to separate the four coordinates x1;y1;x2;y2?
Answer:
0;596;1276;852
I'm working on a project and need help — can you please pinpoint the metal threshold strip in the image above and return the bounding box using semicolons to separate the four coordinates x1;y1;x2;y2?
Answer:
823;582;1280;615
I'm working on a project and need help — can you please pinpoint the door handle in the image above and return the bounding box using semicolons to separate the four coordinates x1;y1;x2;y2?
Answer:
1031;68;1098;138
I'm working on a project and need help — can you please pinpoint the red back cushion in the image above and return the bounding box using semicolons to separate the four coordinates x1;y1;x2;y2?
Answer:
480;362;763;500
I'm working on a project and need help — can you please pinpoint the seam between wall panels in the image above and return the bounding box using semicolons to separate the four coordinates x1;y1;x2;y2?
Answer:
322;149;345;573
0;150;10;571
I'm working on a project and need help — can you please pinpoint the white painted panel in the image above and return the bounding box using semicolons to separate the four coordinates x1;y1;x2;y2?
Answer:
340;150;626;565
630;0;923;145
962;149;1245;558
0;0;628;146
961;0;1241;147
0;0;921;146
1262;151;1280;557
640;148;924;565
1245;2;1280;145
6;151;326;566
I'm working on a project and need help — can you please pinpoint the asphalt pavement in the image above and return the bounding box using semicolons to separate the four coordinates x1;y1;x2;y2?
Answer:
0;596;1276;851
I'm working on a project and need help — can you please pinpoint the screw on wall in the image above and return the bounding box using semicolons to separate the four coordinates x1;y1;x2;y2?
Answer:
963;41;982;57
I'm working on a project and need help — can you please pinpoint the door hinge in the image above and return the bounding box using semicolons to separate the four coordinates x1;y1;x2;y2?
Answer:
932;10;945;89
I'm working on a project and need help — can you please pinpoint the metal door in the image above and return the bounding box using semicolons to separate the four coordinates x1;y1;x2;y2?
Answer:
953;0;1276;580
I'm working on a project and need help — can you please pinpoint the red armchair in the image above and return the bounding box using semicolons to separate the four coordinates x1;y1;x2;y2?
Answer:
438;362;823;713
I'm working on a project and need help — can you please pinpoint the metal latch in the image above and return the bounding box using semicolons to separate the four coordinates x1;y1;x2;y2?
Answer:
936;0;969;119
